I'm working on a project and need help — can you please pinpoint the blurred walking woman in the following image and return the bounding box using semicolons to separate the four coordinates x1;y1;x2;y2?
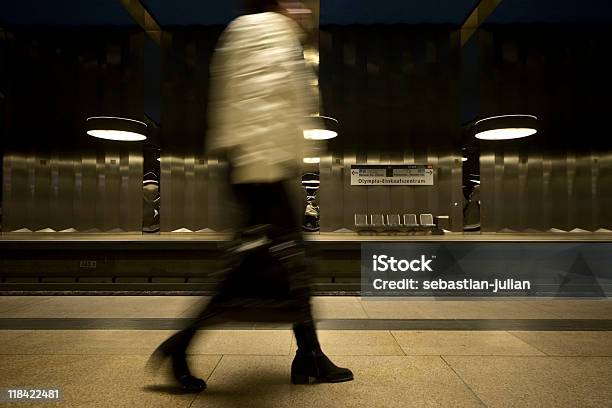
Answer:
149;0;353;392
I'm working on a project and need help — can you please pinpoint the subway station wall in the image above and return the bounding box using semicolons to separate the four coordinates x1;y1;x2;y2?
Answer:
0;28;146;232
157;25;465;232
3;151;143;232
318;26;464;231
480;149;612;232
2;23;612;234
157;28;233;232
477;24;612;232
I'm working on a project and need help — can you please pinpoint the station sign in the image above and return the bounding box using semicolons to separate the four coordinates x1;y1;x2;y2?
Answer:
350;164;434;186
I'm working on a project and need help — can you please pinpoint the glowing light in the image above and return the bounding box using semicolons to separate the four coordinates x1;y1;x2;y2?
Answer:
303;129;337;140
86;116;147;141
303;116;339;140
475;128;537;140
474;115;538;141
87;130;146;141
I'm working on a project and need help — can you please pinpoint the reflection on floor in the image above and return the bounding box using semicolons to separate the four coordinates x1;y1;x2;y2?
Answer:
0;296;611;407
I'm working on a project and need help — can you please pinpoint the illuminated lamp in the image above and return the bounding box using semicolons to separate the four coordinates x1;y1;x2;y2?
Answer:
474;115;537;140
303;116;339;140
86;116;147;141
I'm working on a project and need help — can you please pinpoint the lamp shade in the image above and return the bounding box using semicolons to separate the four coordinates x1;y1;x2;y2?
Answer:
86;116;147;141
303;116;339;140
474;115;537;140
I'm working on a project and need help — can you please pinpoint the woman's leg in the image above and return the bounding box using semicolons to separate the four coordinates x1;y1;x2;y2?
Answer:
147;184;257;390
247;182;353;383
292;317;353;383
150;180;352;388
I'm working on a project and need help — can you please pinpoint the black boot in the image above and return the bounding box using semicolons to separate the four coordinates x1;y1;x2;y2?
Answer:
169;351;207;392
292;322;353;384
147;331;207;393
291;350;354;384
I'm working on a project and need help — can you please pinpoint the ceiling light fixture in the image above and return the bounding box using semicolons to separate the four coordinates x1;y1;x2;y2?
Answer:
86;116;147;141
473;114;538;140
303;116;339;140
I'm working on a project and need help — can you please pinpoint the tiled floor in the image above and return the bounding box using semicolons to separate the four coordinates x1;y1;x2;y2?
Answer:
0;296;611;407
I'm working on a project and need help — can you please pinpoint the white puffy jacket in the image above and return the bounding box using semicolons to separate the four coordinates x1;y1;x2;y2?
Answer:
207;12;320;183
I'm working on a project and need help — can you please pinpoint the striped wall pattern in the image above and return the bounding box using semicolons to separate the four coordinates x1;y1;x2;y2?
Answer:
2;150;143;232
480;148;612;232
159;154;238;232
317;25;464;231
477;24;612;232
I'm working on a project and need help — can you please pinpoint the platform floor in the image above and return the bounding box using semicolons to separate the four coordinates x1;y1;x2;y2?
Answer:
1;296;611;407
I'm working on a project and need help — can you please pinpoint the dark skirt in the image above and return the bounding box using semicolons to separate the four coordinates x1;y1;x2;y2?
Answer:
191;181;314;326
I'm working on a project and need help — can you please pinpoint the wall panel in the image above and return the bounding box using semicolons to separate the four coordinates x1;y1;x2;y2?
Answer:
478;24;612;233
318;25;464;232
1;28;145;233
480;147;612;232
3;151;142;232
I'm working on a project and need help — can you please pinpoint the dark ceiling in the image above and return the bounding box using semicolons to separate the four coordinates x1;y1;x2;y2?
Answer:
1;0;612;27
487;0;612;24
141;0;240;26
0;0;137;26
321;0;479;25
